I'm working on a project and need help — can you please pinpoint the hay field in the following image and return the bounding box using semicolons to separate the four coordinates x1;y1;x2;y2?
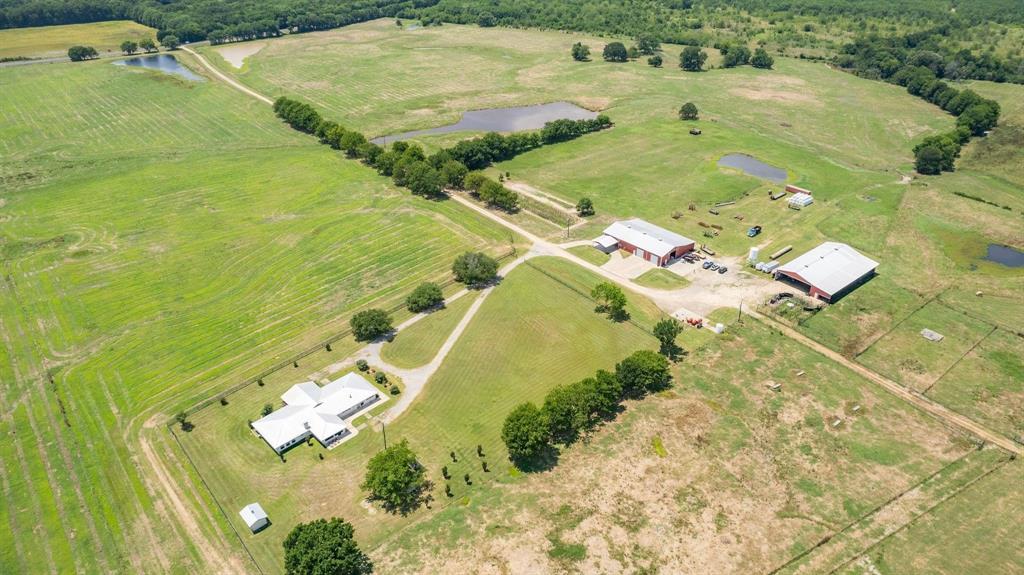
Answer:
0;20;157;59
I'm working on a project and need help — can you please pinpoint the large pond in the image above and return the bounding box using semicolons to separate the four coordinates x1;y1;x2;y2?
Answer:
370;101;598;144
113;54;203;82
985;244;1024;267
718;153;787;182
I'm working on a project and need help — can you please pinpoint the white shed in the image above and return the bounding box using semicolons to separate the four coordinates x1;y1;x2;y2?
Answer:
240;503;269;532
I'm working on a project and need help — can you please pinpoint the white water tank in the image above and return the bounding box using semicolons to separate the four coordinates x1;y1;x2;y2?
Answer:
748;247;760;262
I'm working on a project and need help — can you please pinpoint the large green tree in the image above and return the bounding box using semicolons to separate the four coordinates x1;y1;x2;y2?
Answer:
615;350;672;397
139;38;157;53
406;282;444;312
679;102;699;120
653;317;683;359
120;40;138;55
404;161;444;198
501;402;551;465
283;518;373;575
452;251;499;287
591;282;627;320
679;46;706;71
722;45;751;67
603;42;628;62
361;440;427;512
67;45;98;61
350;309;393;342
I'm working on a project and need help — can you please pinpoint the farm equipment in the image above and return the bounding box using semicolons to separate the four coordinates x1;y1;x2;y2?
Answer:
689;128;702;135
747;225;762;237
769;190;787;201
685;317;704;328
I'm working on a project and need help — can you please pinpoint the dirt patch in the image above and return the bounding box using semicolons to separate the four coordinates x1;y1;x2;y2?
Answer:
215;42;265;69
574;96;612;112
729;88;822;106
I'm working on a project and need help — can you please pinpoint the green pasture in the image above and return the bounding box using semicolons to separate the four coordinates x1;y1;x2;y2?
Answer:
179;256;661;571
0;55;510;573
0;20;157;59
926;329;1024;439
836;459;1024;575
380;290;480;369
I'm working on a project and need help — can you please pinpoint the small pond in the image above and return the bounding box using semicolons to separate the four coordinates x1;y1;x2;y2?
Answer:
985;244;1024;267
370;101;597;144
113;54;204;82
718;153;787;182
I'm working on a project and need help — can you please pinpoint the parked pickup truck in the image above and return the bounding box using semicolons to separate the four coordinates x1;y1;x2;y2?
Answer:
747;225;762;237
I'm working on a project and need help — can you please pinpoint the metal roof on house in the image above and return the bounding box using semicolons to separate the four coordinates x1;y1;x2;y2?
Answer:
253;373;379;451
776;242;878;296
602;219;694;258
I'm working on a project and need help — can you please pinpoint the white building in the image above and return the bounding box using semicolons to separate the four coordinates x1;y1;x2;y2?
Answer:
774;242;878;302
239;502;269;532
252;372;381;453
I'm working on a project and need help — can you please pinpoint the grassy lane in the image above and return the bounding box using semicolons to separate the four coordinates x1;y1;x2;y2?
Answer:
380;291;480;369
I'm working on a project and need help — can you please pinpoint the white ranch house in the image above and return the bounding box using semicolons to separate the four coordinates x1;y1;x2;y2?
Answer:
252;372;382;453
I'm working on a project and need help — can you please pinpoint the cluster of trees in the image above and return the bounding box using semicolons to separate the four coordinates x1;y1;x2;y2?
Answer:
719;44;774;69
406;282;444;313
591;282;627;321
208;21;280;45
464;172;519;211
67;45;98;61
120;38;156;54
501;350;671;468
836;29;1024;85
881;66;1001;174
679;45;707;71
447;116;610;170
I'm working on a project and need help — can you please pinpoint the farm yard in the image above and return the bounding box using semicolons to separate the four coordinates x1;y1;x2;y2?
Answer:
0;13;1022;575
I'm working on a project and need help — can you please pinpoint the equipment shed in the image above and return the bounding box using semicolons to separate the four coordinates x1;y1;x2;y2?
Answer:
598;219;695;266
774;242;878;302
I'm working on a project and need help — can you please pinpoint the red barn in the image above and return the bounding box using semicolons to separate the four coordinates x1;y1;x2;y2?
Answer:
594;219;695;267
774;242;878;302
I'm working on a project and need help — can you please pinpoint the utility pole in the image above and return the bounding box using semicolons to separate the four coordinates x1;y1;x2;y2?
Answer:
382;420;388;449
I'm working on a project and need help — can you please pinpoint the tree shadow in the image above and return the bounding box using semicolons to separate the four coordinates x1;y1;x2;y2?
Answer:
371;479;435;517
510;445;561;473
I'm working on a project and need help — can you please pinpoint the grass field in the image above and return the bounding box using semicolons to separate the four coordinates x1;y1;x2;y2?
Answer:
2;18;1022;575
633;267;691;290
179;256;662;571
0;21;157;59
0;55;510;573
380;291;480;368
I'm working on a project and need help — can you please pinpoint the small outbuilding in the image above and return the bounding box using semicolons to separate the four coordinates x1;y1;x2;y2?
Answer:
774;242;878;302
596;219;695;266
240;503;269;533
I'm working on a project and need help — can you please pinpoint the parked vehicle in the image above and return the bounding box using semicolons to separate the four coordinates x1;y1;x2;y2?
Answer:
709;263;720;271
718;266;728;274
747;225;762;237
702;261;713;269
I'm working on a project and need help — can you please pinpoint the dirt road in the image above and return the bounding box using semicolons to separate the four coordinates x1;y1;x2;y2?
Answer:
180;45;274;105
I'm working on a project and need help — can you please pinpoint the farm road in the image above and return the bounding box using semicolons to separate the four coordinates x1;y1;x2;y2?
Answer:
190;51;1024;457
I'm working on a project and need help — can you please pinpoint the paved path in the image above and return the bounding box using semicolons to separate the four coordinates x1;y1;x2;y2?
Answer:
180;45;274;105
751;309;1024;455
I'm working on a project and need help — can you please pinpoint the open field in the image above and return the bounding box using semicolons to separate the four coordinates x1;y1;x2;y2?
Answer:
380;291;480;369
633;267;691;290
2;18;1022;575
835;458;1023;575
0;55;510;573
0;20;157;59
371;310;997;573
179;256;663;571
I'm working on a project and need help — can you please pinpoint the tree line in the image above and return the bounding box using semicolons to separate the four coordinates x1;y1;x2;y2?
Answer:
831;50;1003;174
273;96;610;211
501;349;672;470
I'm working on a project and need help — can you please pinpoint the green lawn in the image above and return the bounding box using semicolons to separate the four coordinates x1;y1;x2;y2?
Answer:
566;244;610;266
179;256;661;572
0;56;509;574
380;291;480;369
0;20;157;59
632;267;691;290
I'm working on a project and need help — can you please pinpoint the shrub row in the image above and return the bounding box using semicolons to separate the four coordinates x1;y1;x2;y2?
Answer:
501;350;671;469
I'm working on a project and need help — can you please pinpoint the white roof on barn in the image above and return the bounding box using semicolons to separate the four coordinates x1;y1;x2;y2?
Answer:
239;503;267;528
602;219;694;258
253;373;379;451
593;234;619;249
776;242;878;296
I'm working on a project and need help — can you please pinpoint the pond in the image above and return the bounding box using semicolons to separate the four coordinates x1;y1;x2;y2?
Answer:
370;101;598;144
985;244;1024;267
113;54;204;82
717;153;787;182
